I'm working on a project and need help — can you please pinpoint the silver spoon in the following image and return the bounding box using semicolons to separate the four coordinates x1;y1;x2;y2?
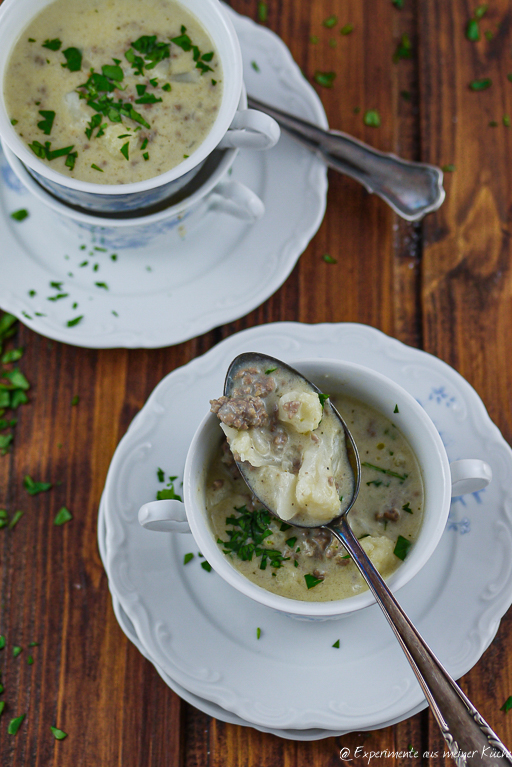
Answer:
223;352;512;766
247;96;445;222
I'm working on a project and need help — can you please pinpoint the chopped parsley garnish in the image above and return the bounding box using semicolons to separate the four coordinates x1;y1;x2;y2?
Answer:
27;655;34;665
65;151;77;170
393;535;412;560
251;61;260;72
71;395;79;406
442;164;455;172
393;33;412;62
134;93;162;104
318;392;329;409
143;152;149;161
504;115;511;127
362;462;408;481
366;480;383;487
149;78;158;87
340;24;354;35
162;83;171;91
102;64;124;81
54;507;72;526
13;645;22;657
258;2;268;21
364;109;381;127
501;696;512;713
470;78;492;90
323;15;338;27
8;714;25;735
10;209;29;222
0;702;4;717
393;404;399;413
42;39;61;51
304;573;323;589
91;164;103;172
323;254;337;264
24;475;52;495
256;627;261;639
120;142;130;160
156;475;182;501
285;536;297;548
62;47;82;72
0;635;5;649
8;510;24;529
392;0;404;7
279;522;292;531
402;502;413;514
66;316;83;327
183;553;194;565
11;119;18;125
313;71;336;88
140;138;148;150
157;467;165;482
475;4;488;18
37;110;55;135
29;140;75;162
265;367;277;374
332;639;340;648
201;561;212;572
50;726;68;740
466;18;480;41
169;30;215;75
219;506;290;570
95;282;109;290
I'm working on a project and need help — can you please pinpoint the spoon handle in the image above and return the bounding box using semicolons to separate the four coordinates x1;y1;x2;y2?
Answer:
247;96;445;222
329;518;512;765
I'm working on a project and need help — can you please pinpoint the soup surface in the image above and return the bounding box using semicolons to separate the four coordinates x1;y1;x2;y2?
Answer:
4;0;223;184
207;371;424;602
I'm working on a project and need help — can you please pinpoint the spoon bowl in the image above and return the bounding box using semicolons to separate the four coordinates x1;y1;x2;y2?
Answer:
223;351;361;528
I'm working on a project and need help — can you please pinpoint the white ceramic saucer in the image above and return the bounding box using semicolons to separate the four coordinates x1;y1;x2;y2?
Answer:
0;7;327;349
97;496;426;741
102;322;512;731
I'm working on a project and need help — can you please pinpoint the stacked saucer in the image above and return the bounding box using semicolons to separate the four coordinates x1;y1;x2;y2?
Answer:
99;321;512;739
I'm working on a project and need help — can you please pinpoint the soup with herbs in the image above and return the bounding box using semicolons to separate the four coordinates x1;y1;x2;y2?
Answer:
208;363;424;602
4;0;223;184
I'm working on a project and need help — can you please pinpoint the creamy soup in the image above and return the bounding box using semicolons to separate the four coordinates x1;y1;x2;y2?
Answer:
4;0;223;184
208;365;424;602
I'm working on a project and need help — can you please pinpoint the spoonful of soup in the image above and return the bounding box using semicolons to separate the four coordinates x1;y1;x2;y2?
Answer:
211;352;512;766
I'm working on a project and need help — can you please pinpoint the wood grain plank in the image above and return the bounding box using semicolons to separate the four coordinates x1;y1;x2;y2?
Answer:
418;0;512;761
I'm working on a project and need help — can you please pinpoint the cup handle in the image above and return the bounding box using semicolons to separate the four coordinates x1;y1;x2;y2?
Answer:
218;109;280;150
450;459;492;497
138;500;191;533
207;180;265;221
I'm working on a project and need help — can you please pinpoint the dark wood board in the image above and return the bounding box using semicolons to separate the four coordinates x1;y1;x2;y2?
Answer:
1;0;512;764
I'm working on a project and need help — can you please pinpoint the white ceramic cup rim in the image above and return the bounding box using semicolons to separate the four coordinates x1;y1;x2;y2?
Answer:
182;358;453;618
0;0;243;195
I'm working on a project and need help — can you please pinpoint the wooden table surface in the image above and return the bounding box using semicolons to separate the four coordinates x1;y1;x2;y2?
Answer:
2;0;512;764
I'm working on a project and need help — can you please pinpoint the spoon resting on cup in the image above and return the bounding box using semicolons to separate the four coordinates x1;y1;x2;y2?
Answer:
217;352;511;766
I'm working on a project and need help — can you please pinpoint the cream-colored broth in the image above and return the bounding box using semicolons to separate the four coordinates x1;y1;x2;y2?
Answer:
206;395;424;602
4;0;223;184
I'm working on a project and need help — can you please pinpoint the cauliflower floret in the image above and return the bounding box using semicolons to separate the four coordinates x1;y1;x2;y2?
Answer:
256;466;298;520
360;536;396;575
295;439;341;521
278;390;322;433
221;424;275;468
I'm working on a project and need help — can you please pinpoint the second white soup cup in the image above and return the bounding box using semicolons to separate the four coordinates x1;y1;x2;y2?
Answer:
138;358;492;620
